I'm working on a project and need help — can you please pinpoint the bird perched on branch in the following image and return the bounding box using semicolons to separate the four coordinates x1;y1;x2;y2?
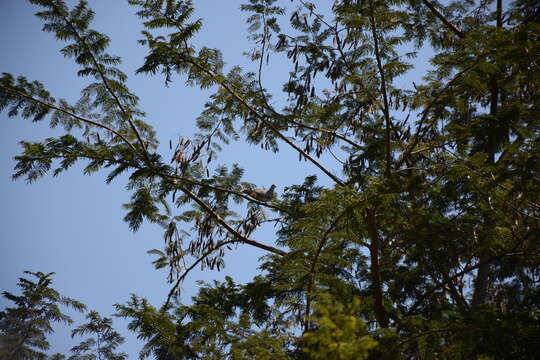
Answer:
243;184;276;201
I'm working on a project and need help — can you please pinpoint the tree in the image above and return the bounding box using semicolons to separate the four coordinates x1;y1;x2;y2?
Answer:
69;311;127;360
0;271;86;360
1;0;540;359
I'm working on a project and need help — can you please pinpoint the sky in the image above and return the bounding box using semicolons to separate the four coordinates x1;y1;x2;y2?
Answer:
0;0;341;356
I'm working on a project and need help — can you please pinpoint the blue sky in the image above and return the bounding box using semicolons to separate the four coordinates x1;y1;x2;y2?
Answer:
0;0;341;356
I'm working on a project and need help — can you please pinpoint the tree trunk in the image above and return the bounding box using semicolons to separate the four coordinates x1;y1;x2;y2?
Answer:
472;0;502;308
365;207;389;328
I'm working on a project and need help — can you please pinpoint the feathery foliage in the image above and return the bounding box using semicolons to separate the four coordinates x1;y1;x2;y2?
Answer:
0;272;85;360
69;311;127;360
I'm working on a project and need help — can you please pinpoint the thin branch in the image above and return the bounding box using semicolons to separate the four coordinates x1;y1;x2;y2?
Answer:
254;7;361;152
287;117;362;149
61;14;149;157
160;173;289;213
444;150;540;213
21;141;288;213
15;152;136;170
162;184;287;308
257;6;270;105
390;327;477;353
150;7;344;184
304;203;357;331
473;12;502;305
163;238;237;309
397;62;479;168
1;84;139;154
177;185;286;256
19;137;289;214
298;0;370;127
298;1;332;29
162;185;287;307
424;267;469;312
369;1;392;174
421;0;465;39
418;149;540;219
17;151;288;255
407;250;536;314
328;147;347;165
182;55;345;186
298;0;364;77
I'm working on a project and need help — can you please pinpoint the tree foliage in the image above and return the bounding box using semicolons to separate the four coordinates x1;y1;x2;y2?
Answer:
69;311;127;360
0;271;85;360
2;0;540;359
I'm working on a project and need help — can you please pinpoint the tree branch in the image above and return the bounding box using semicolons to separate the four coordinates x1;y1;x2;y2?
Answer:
161;173;288;213
177;184;286;256
397;61;479;169
162;185;287;308
369;2;392;174
182;55;345;187
16;151;289;261
163;238;238;309
390;327;477;353
286;117;362;149
254;7;362;153
407;250;536;314
1;84;139;155
304;204;357;331
144;6;344;184
61;14;149;157
421;0;465;39
472;5;502;306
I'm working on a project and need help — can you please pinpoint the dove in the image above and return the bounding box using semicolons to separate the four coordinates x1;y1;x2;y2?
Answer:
243;184;276;201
